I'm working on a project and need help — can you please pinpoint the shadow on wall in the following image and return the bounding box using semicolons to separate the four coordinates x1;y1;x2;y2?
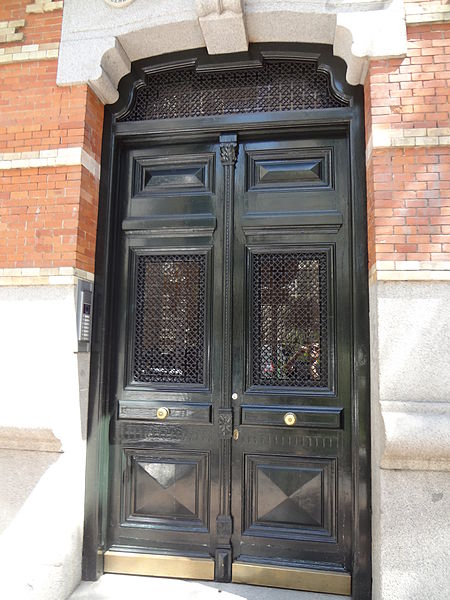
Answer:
77;353;90;442
0;435;86;599
0;444;60;535
70;574;348;600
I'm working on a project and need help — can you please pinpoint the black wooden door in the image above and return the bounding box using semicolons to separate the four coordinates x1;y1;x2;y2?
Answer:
105;129;353;595
230;133;352;594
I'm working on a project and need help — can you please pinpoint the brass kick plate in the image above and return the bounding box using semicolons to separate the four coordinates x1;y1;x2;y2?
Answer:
104;551;214;580
232;562;351;596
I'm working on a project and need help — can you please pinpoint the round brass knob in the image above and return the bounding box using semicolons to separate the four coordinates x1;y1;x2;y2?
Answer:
284;412;297;426
156;407;169;420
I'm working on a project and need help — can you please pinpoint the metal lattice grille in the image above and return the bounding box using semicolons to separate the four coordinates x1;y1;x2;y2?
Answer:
121;60;346;122
251;251;329;388
133;254;206;385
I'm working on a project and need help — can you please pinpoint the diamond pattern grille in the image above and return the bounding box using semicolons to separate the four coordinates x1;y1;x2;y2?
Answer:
121;60;346;122
251;251;328;388
133;254;206;385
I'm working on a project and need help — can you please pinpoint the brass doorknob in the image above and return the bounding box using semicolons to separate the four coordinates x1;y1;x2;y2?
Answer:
284;412;297;426
156;407;170;420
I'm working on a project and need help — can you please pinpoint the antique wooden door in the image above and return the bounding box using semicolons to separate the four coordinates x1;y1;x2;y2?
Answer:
86;49;370;599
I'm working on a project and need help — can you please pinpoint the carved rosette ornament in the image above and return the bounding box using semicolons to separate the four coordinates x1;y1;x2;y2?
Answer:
103;0;135;7
218;410;233;438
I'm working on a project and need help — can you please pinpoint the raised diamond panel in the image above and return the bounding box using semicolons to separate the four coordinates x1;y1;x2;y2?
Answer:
257;465;322;526
123;450;209;530
244;455;336;541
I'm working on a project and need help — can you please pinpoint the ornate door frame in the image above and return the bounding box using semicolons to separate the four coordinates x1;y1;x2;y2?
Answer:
83;43;371;598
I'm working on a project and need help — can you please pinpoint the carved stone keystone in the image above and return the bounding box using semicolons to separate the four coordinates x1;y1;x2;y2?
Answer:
196;0;248;54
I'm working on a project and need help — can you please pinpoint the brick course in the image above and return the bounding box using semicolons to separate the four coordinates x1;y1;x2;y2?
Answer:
365;17;450;269
0;0;103;274
0;1;449;276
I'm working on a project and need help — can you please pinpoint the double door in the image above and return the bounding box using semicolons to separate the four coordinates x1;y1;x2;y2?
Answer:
105;129;353;595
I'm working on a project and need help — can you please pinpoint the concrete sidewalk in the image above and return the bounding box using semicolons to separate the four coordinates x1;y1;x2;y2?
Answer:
69;574;347;600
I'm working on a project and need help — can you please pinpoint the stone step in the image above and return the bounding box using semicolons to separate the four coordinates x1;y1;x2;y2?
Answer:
69;574;347;600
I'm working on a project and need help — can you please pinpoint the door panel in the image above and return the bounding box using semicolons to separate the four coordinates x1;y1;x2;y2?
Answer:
108;141;224;563
231;134;352;578
243;454;336;541
106;131;354;593
121;449;210;531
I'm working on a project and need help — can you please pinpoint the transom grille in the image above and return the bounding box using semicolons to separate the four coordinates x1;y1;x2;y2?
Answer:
251;250;329;389
121;60;346;122
133;254;206;385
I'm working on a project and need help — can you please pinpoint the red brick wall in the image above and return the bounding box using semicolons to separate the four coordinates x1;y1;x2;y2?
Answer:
0;0;104;273
0;163;102;270
365;20;450;268
1;1;449;274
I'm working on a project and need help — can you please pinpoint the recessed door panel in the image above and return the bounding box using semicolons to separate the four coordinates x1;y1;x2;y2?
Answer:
243;139;345;218
247;148;332;191
133;153;215;197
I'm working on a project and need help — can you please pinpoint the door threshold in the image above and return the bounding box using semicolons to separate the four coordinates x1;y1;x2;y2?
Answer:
104;550;350;596
70;573;349;600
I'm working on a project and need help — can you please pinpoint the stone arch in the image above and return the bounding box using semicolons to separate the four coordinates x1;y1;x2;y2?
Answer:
57;0;407;104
